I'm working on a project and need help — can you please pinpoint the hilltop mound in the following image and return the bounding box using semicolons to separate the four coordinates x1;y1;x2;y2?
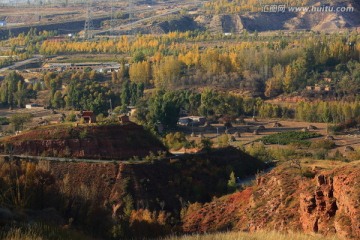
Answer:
182;162;360;239
0;123;167;160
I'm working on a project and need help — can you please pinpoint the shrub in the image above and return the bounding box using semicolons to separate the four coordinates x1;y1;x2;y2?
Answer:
79;129;88;139
302;169;315;179
270;146;297;161
313;149;328;160
310;140;336;150
65;112;77;122
246;142;272;162
227;171;237;193
218;134;229;147
200;138;213;153
0;117;10;125
164;132;188;150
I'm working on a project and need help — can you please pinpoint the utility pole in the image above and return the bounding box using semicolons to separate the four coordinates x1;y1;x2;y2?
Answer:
128;0;134;20
109;99;113;114
84;0;93;39
110;0;114;36
36;0;42;22
128;0;136;35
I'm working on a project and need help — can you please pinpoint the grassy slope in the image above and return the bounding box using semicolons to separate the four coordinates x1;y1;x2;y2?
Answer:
166;231;339;240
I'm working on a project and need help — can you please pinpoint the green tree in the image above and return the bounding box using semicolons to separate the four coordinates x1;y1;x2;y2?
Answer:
153;56;181;89
51;90;64;109
121;80;131;112
0;71;27;108
10;113;32;131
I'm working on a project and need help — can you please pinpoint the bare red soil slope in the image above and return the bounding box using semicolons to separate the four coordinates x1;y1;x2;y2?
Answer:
0;123;167;160
182;163;360;239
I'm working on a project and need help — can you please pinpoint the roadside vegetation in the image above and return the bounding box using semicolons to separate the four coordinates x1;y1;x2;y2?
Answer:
0;223;92;240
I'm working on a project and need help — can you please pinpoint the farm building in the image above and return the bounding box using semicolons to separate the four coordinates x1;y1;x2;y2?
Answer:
177;116;206;126
25;103;41;109
119;115;130;124
81;111;96;124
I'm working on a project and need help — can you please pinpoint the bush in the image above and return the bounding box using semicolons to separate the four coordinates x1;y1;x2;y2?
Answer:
164;132;188;150
313;149;328;160
79;129;88;139
310;140;336;150
270;146;297;161
246;142;272;162
227;171;236;193
302;169;315;179
200;138;213;153
217;134;229;147
65;112;77;122
0;117;9;125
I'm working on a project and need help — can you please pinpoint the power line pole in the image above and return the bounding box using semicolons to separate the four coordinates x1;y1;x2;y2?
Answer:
128;0;134;20
84;0;93;39
36;0;42;22
110;0;114;36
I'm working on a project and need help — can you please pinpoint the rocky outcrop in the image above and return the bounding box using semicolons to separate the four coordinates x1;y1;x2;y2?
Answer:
201;14;244;33
182;163;360;239
300;168;360;239
332;168;360;239
299;175;337;235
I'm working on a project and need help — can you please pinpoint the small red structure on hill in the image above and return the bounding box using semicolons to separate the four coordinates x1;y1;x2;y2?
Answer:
81;111;96;124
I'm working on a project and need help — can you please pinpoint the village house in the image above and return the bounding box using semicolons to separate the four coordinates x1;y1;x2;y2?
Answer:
177;116;206;126
81;111;96;124
119;114;130;124
25;103;41;109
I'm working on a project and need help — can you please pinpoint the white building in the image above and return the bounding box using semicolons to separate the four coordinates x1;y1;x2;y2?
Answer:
25;103;40;109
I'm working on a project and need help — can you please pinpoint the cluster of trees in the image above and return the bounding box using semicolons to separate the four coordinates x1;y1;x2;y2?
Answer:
119;80;144;112
135;89;258;130
134;88;360;131
295;101;360;123
37;31;359;97
259;100;360;124
0;29;56;68
0;57;14;68
40;70;145;115
0;71;35;108
65;77;114;115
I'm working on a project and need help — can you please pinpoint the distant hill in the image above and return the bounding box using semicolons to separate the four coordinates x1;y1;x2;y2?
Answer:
110;0;360;35
194;0;360;32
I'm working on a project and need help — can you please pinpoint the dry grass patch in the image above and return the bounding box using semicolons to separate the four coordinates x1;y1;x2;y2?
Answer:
166;231;339;240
